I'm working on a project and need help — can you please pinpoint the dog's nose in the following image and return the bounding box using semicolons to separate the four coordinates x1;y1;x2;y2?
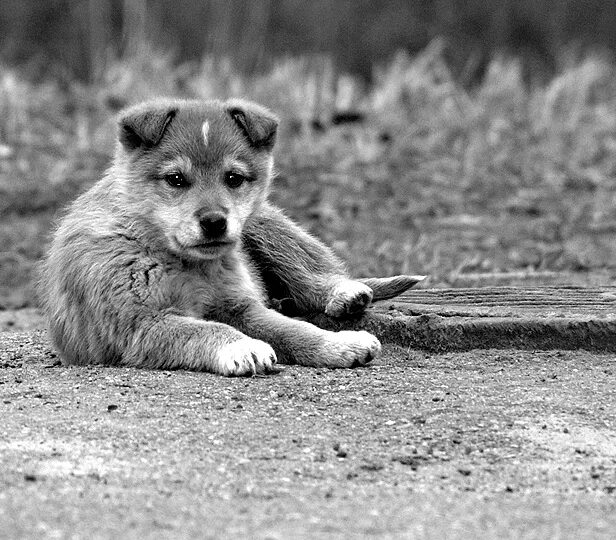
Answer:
199;212;227;238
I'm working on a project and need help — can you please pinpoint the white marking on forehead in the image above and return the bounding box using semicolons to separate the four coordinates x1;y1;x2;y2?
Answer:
201;121;210;148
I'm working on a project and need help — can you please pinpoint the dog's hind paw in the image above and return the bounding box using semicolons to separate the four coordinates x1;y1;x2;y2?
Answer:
319;330;381;368
325;280;373;318
216;338;277;376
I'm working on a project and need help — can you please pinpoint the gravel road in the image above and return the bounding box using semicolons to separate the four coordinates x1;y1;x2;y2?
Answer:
1;330;615;538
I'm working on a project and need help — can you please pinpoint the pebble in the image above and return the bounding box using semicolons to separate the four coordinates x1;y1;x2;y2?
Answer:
333;443;348;458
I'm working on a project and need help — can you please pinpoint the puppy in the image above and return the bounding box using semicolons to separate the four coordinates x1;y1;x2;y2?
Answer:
39;98;421;375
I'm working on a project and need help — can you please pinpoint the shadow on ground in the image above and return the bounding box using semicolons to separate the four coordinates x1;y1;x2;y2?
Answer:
1;331;615;538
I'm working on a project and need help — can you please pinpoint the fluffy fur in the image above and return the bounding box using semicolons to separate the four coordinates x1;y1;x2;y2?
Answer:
39;98;420;376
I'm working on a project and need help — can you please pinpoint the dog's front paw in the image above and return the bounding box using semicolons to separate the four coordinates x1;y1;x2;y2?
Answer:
325;280;373;318
319;331;381;368
217;338;277;376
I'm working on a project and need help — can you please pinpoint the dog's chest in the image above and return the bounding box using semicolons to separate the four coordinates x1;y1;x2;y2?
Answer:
129;254;263;318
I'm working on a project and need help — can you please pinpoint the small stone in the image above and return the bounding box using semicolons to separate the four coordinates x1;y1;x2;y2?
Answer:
44;360;62;368
458;467;472;476
333;442;348;458
0;144;14;158
393;455;419;470
360;462;384;471
24;473;37;482
107;404;118;412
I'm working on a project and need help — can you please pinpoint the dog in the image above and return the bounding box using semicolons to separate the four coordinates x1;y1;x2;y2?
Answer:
39;98;422;375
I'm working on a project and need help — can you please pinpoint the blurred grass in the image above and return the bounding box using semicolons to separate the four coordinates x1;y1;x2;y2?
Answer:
1;40;616;308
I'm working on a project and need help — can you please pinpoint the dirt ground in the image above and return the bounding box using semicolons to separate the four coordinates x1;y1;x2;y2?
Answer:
1;329;615;539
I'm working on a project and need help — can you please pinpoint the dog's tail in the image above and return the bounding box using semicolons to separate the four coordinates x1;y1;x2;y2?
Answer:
358;275;426;302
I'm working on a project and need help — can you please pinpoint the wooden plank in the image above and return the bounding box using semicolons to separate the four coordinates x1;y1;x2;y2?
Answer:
309;286;616;353
385;286;616;319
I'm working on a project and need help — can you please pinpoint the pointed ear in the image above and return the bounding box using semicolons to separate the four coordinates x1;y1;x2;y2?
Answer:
118;102;177;150
226;99;278;150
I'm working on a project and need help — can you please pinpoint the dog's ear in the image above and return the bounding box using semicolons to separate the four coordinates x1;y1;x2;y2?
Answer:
226;99;278;151
118;103;177;150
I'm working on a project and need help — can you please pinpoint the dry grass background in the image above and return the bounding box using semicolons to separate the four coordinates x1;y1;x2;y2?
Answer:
1;40;616;308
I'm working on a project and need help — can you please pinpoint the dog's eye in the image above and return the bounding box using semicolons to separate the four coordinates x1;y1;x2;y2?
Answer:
224;172;247;189
164;172;189;188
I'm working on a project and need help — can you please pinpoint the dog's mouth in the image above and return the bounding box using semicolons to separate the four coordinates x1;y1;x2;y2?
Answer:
187;239;236;256
171;235;236;259
193;240;234;249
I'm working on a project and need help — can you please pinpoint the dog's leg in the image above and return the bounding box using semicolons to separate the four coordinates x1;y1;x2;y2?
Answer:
244;203;374;317
124;313;277;375
228;303;381;368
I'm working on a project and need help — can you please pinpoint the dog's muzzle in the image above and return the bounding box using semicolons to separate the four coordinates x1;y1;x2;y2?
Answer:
199;211;227;239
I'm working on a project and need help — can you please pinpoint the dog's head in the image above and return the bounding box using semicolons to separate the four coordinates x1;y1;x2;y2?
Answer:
114;98;278;261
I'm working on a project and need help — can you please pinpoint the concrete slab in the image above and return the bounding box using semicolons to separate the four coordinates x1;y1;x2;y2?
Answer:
309;286;616;352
